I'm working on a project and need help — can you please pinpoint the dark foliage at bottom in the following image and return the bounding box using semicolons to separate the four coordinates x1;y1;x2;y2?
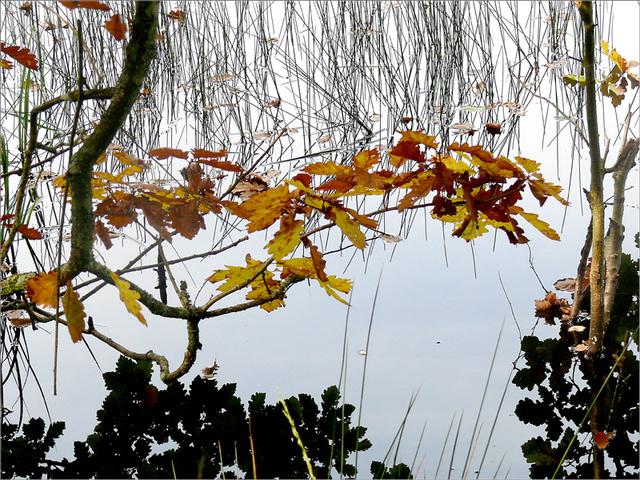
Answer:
2;355;414;478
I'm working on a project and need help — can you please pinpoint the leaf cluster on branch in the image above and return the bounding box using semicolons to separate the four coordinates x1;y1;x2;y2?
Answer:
1;1;567;384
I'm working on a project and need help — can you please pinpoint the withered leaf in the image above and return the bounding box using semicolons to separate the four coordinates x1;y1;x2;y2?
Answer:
0;43;38;70
104;14;127;41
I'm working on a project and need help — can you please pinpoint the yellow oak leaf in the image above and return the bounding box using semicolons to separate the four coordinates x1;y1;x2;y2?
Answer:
240;184;295;232
278;257;316;279
208;258;266;292
329;206;366;249
529;177;569;206
302;161;353;177
397;130;439;149
515;156;541;174
62;282;86;343
352;149;381;170
318;276;352;305
266;214;305;260
109;271;147;325
26;271;59;308
440;153;475;174
510;206;560;241
245;281;285;312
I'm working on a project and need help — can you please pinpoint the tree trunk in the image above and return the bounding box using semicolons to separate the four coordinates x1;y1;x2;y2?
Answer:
578;2;605;477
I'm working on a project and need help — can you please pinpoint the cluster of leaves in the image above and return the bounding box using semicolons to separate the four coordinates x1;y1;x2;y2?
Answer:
24;268;145;342
514;253;639;478
1;417;65;478
564;40;639;106
21;130;566;343
1;356;409;479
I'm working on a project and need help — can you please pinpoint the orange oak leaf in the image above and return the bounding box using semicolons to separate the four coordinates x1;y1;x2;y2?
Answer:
95;195;137;229
104;14;127;41
197;158;243;173
279;257;316;279
18;224;42;239
1;59;13;69
109;271;147;326
148;147;189;160
0;43;38;70
62;282;86;343
168;198;206;239
26;271;59;308
387;140;426;167
59;1;110;11
135;195;173;242
291;173;312;189
315;178;356;193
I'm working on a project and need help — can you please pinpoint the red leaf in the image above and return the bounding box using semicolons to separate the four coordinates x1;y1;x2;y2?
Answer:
292;173;312;189
0;43;38;70
59;1;110;11
485;123;502;135
168;10;184;21
18;225;42;240
192;148;228;159
104;14;127;41
593;431;614;450
197;158;244;173
1;214;15;222
95;219;113;250
302;238;328;282
148;147;189;160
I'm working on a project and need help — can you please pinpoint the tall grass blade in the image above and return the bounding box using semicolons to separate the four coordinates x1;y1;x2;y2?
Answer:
448;410;464;479
476;368;514;478
354;264;384;475
248;414;257;479
410;418;428;474
278;390;316;479
462;318;505;477
434;411;457;480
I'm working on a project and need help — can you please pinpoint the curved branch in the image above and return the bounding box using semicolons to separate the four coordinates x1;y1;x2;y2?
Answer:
203;273;307;319
64;1;159;279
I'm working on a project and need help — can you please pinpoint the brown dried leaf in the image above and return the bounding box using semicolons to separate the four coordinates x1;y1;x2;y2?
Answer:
104;14;128;42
